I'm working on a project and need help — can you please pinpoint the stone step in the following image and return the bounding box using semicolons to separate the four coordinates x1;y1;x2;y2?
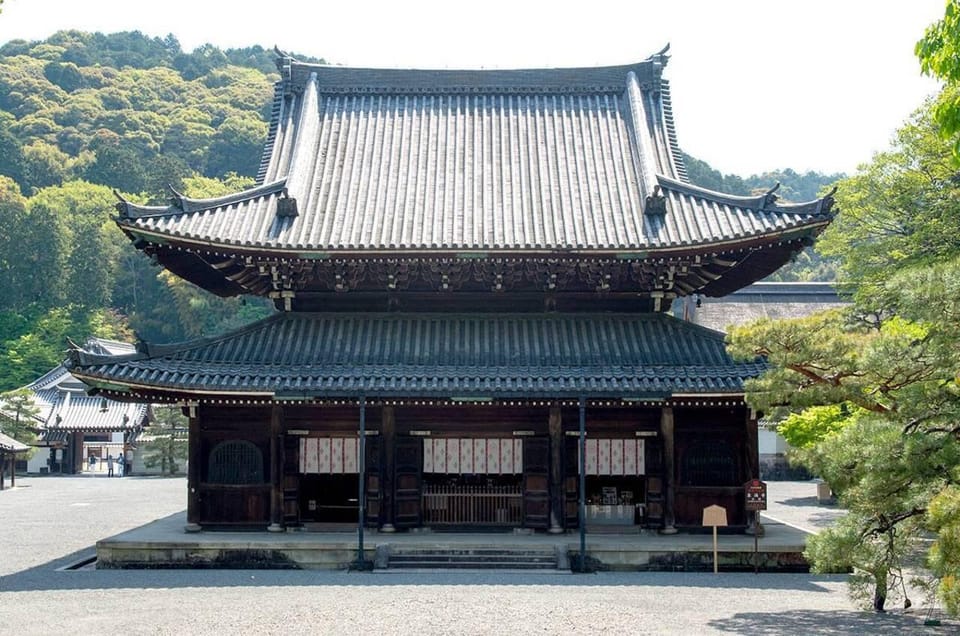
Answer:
385;546;560;570
390;547;556;557
390;554;557;564
388;560;557;569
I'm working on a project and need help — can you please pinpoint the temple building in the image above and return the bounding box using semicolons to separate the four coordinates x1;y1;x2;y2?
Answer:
18;338;148;475
66;50;834;533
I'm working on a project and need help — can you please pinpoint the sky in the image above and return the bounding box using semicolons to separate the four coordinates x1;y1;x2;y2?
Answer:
0;0;946;177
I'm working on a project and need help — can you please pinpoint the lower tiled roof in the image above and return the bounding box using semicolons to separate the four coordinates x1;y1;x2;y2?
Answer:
68;312;763;399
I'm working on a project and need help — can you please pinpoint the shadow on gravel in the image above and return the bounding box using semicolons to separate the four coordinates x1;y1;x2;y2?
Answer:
778;496;827;507
709;608;957;635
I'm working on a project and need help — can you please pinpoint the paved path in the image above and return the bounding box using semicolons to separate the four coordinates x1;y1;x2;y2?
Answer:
763;480;847;533
1;477;954;635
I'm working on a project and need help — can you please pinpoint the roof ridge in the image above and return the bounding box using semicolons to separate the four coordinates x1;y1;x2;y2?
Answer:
67;312;285;366
116;178;288;221
279;56;670;95
656;174;836;216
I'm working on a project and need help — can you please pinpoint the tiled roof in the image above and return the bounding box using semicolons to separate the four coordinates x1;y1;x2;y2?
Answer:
36;390;146;432
18;338;148;433
0;431;30;453
680;282;849;333
115;55;833;255
37;429;70;445
67;312;763;399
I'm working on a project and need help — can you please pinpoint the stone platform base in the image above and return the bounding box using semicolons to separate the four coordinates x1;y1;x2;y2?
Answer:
96;511;809;572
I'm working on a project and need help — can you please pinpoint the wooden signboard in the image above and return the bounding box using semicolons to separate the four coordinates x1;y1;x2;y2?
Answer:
745;479;767;511
702;504;727;574
702;505;728;527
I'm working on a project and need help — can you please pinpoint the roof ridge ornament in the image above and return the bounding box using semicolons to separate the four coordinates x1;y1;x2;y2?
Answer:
168;184;186;211
760;182;781;211
276;189;299;218
644;185;667;216
274;46;295;75
820;185;839;215
134;331;150;356
646;43;670;76
113;190;131;219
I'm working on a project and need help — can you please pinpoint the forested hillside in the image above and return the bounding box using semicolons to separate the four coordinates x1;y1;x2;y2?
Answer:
0;31;326;389
0;30;840;390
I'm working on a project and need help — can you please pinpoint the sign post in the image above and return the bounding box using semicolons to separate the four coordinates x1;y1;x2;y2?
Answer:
744;479;767;574
702;504;727;574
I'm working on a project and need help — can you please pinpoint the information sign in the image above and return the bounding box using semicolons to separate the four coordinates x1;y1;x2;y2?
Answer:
745;479;767;511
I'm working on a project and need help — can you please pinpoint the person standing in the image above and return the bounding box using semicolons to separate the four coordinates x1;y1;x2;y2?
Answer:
107;454;114;477
117;454;125;477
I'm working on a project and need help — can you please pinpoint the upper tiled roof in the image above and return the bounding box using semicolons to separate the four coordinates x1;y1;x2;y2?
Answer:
67;312;764;399
115;53;833;255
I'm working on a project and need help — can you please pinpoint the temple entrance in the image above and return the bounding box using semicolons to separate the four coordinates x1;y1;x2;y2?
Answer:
418;436;527;528
294;436;361;525
422;474;523;527
298;474;359;523
564;436;651;529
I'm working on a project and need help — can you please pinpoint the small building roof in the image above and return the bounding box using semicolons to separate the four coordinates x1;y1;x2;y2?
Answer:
0;431;30;454
66;311;764;400
19;338;148;434
677;281;848;332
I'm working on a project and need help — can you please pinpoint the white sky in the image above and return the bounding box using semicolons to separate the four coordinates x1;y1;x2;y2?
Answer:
0;0;945;176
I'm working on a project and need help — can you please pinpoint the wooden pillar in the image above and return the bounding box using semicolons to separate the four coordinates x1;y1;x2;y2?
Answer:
660;406;677;534
356;396;367;567
746;407;762;535
10;452;15;487
1;454;5;490
577;397;587;569
185;404;202;532
548;404;563;534
381;405;396;532
746;407;759;480
268;404;284;532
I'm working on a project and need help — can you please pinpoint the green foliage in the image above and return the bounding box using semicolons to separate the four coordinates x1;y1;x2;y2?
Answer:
141;405;188;476
927;486;960;615
0;30;282;196
0;31;300;361
777;404;852;449
0;388;39;458
918;0;960;160
804;420;957;611
0;305;133;392
729;80;960;613
819;98;960;306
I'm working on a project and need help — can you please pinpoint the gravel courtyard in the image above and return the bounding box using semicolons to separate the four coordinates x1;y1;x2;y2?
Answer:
0;476;953;635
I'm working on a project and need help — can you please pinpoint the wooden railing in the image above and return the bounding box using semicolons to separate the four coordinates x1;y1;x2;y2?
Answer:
422;484;523;526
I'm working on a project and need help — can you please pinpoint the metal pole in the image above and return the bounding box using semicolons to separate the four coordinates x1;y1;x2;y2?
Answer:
754;510;759;575
578;396;587;571
357;396;367;568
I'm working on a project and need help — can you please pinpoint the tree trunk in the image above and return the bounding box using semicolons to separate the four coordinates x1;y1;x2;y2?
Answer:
873;569;888;612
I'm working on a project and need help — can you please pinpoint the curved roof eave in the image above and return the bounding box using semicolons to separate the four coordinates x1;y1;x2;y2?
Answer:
655;174;838;217
115;178;288;221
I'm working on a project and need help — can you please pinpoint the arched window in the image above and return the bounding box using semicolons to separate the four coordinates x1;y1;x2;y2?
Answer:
207;440;264;485
681;440;737;487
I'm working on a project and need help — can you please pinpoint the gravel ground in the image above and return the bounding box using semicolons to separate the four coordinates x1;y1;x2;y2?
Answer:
1;476;954;635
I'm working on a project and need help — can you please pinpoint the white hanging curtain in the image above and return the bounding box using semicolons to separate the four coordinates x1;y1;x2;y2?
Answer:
423;438;523;474
581;438;645;476
299;437;360;474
